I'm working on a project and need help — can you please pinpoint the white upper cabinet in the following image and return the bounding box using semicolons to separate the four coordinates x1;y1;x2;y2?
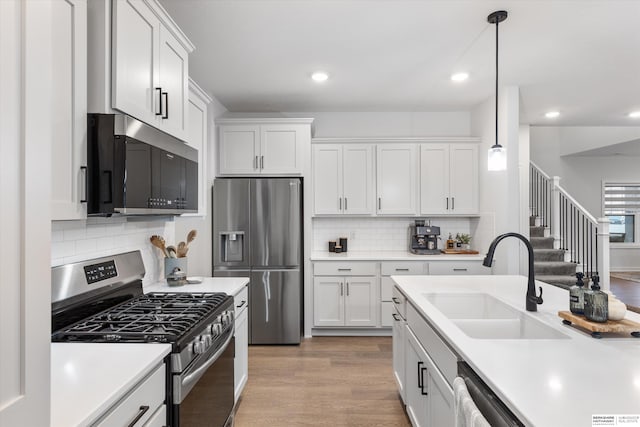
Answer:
52;0;88;220
186;79;212;216
110;0;193;141
217;119;312;176
312;144;374;215
420;143;478;215
376;144;418;215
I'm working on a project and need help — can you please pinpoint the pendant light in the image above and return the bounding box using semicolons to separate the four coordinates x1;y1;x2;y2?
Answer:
487;10;508;171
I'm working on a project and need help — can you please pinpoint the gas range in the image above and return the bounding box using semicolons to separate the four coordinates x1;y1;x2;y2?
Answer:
51;251;236;426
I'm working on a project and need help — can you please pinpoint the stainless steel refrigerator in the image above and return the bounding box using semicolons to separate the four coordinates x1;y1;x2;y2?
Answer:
212;178;302;344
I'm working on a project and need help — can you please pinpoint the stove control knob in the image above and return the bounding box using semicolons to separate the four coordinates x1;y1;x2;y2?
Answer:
211;322;222;336
193;339;206;354
202;334;213;348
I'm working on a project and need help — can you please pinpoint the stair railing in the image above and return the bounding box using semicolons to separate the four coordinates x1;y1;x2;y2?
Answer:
530;162;610;290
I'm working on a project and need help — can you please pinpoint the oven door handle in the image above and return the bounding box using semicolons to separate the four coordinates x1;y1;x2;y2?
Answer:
179;332;233;398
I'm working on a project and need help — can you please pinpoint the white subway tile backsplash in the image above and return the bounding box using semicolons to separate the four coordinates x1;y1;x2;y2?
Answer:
51;217;175;285
312;217;476;252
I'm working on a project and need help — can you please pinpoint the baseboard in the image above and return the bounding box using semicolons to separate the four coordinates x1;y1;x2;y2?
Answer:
311;328;392;337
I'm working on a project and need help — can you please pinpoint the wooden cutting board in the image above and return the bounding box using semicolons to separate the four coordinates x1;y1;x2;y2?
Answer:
441;249;480;255
558;310;640;338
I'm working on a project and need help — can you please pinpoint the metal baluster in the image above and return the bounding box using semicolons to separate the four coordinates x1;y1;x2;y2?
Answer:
595;225;599;277
589;222;593;277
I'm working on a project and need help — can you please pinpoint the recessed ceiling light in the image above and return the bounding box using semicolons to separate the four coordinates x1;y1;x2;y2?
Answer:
629;111;640;118
545;111;560;118
311;71;329;82
451;72;469;82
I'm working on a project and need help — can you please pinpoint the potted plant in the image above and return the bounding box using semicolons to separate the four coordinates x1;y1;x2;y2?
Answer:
457;233;472;250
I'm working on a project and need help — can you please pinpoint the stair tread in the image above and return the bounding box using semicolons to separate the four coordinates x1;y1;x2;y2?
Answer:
537;275;577;282
534;261;576;267
533;249;565;253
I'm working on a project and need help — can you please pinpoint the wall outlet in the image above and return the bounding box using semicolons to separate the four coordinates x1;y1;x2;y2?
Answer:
350;231;356;239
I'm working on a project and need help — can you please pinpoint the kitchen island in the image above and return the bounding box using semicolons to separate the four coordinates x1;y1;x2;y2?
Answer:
392;275;640;427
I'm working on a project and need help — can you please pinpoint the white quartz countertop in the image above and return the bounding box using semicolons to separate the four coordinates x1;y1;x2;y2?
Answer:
392;275;640;427
144;276;249;296
51;343;171;427
310;250;485;261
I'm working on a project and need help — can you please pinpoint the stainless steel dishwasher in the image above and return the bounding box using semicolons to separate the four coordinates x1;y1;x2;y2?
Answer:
457;362;524;427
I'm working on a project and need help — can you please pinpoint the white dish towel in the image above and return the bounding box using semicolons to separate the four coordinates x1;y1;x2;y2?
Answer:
453;376;491;427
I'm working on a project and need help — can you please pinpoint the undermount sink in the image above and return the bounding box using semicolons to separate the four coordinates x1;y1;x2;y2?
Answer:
425;293;520;320
452;318;570;340
425;292;569;340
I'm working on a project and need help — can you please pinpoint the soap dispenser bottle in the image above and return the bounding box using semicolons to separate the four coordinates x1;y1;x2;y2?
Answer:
569;272;586;314
583;275;608;323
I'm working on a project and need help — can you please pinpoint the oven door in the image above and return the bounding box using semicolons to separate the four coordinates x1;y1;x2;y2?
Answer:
172;333;235;427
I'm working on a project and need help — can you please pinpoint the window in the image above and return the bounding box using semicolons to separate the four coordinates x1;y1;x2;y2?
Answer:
604;183;640;243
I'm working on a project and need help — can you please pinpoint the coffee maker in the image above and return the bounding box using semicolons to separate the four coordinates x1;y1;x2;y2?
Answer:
409;220;441;255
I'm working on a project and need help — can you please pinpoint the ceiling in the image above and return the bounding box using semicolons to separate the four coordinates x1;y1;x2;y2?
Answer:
160;0;640;126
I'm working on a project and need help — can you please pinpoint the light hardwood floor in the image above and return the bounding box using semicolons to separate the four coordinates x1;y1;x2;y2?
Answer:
234;336;411;427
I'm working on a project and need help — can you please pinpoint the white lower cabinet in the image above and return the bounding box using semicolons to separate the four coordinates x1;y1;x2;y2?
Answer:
404;327;454;427
143;405;166;427
392;304;406;403
313;276;378;327
397;288;456;427
95;363;166;427
234;285;249;402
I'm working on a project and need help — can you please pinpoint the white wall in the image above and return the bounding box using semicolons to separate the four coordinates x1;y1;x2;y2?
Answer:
471;87;528;275
555;127;640;156
284;111;471;137
531;126;640;270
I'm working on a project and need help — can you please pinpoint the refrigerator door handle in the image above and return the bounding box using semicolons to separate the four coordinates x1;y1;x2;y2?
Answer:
263;272;271;323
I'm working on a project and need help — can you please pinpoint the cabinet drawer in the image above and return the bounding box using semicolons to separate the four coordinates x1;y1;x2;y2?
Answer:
96;364;165;427
234;285;249;314
428;261;487;275
407;304;458;386
392;286;407;320
380;261;426;276
313;262;377;276
381;301;394;327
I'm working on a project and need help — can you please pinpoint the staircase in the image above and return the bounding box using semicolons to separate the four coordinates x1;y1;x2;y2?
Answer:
530;216;577;289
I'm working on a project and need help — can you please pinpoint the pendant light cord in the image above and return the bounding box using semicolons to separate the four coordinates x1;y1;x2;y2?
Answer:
495;18;499;148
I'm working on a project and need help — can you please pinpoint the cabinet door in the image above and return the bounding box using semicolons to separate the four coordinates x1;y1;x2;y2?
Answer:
426;360;455;427
343;144;374;214
313;276;345;327
449;144;478;214
112;0;160;125
312;145;343;215
376;144;418;215
392;309;406;403
404;327;428;427
187;86;208;215
158;24;188;141
260;124;303;174
234;304;248;402
219;125;260;175
51;0;87;220
420;144;449;215
344;277;378;327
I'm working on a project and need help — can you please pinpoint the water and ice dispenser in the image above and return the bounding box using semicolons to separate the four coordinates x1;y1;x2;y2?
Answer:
219;231;245;262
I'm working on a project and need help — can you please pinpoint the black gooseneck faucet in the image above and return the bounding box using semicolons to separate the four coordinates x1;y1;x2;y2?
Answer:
482;232;544;312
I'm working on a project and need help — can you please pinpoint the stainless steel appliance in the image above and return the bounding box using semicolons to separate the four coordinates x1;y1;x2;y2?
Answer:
213;178;302;344
51;251;235;427
409;220;441;255
457;362;523;426
87;113;198;215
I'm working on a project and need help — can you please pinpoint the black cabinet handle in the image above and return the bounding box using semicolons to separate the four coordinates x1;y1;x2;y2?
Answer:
446;197;449;210
337;268;351;271
162;92;169;119
420;366;428;396
453;268;468;272
395;268;409;272
127;405;150;427
344;197;347;211
417;361;424;389
80;166;88;203
236;300;246;308
392;297;400;304
392;313;400;321
452;197;455;210
155;87;162;115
